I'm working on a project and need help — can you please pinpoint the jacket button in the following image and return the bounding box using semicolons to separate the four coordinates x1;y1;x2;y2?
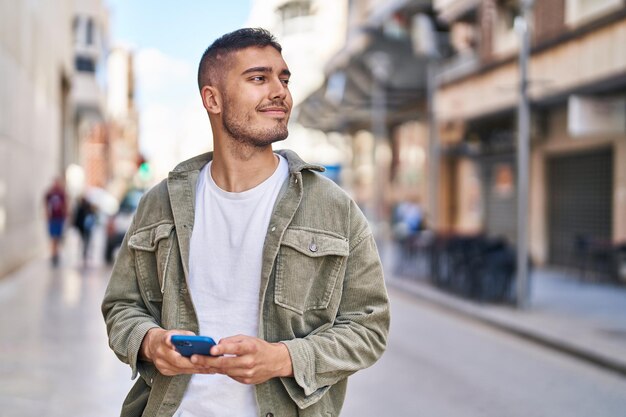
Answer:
266;413;274;417
309;242;318;252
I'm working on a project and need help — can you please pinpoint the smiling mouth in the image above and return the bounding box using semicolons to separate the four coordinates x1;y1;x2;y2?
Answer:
259;107;288;113
258;107;289;118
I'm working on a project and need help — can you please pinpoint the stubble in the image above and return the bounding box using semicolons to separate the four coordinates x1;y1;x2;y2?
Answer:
222;96;289;151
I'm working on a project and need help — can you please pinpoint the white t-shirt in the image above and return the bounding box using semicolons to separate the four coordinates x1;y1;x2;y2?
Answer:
174;155;289;417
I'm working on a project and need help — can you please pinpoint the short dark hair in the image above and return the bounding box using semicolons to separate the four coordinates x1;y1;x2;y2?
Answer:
197;28;282;90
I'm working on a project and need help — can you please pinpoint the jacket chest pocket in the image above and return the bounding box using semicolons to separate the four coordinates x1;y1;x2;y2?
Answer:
274;228;349;315
128;222;175;305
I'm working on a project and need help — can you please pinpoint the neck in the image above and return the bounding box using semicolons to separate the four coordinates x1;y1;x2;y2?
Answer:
210;140;278;193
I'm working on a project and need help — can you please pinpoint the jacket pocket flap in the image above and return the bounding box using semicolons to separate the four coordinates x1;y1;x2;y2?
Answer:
281;228;348;257
128;223;174;251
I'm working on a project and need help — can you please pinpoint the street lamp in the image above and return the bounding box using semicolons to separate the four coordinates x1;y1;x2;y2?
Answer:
411;13;441;232
514;0;534;308
365;51;392;237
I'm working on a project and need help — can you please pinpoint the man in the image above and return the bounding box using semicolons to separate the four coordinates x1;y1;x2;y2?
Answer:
102;28;390;417
44;177;67;266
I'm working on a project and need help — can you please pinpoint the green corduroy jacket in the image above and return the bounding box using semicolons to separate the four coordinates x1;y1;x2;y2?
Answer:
102;149;390;417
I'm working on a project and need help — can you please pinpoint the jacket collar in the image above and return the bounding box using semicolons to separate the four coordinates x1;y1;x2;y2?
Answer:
170;149;326;175
166;149;324;283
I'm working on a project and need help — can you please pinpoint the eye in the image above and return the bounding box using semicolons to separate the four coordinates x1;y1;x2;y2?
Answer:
250;75;265;82
281;79;290;86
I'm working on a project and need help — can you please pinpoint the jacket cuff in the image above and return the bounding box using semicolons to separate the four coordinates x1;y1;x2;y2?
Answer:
280;339;331;409
128;322;161;379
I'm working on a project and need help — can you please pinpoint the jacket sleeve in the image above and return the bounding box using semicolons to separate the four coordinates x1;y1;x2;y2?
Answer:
101;217;161;380
279;208;391;409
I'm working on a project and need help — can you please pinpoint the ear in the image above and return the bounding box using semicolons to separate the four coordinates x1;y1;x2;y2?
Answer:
201;85;221;114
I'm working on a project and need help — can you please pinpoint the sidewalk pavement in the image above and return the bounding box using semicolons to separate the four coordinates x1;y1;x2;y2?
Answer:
384;251;626;377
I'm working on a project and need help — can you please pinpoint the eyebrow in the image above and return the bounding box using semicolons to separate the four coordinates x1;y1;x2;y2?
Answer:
241;66;291;77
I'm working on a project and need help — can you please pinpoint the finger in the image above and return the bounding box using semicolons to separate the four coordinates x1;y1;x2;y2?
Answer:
212;341;243;356
212;335;246;356
158;345;202;373
189;354;223;367
201;354;256;376
154;356;196;375
214;337;257;356
164;329;195;348
184;356;219;375
190;354;228;374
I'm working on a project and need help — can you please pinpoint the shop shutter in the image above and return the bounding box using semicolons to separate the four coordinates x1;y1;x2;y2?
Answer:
547;148;613;271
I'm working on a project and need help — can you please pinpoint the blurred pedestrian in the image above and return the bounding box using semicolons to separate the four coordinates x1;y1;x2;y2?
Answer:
394;200;423;239
102;28;390;417
392;199;424;273
73;196;96;264
44;177;67;266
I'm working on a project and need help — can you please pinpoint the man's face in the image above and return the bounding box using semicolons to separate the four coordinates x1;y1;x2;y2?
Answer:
219;46;293;148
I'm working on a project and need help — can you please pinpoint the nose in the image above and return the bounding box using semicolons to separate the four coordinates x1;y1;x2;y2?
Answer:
269;77;288;101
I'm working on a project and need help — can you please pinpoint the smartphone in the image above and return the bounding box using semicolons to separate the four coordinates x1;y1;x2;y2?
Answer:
171;335;217;357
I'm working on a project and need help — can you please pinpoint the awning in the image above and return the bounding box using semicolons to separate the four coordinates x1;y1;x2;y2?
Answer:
297;27;429;134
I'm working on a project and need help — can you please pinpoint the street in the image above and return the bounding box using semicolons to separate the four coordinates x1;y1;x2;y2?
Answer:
0;232;133;417
1;236;626;417
342;290;626;417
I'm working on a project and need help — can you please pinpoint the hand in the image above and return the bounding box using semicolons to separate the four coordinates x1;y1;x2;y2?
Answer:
140;328;200;376
190;334;294;385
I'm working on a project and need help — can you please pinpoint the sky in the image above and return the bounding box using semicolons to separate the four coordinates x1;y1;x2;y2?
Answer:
105;0;252;178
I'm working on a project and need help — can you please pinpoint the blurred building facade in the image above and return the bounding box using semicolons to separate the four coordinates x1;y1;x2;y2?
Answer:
106;47;140;199
0;0;75;275
295;0;433;223
71;0;110;191
434;0;626;269
0;0;139;276
294;0;626;272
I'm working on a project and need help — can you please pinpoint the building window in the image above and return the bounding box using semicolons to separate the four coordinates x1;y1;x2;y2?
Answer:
566;0;623;26
277;0;313;34
72;16;80;44
75;56;95;73
86;18;94;45
492;0;520;57
278;0;311;21
497;0;519;30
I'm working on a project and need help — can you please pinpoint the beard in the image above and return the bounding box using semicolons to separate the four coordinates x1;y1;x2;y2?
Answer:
222;97;289;149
